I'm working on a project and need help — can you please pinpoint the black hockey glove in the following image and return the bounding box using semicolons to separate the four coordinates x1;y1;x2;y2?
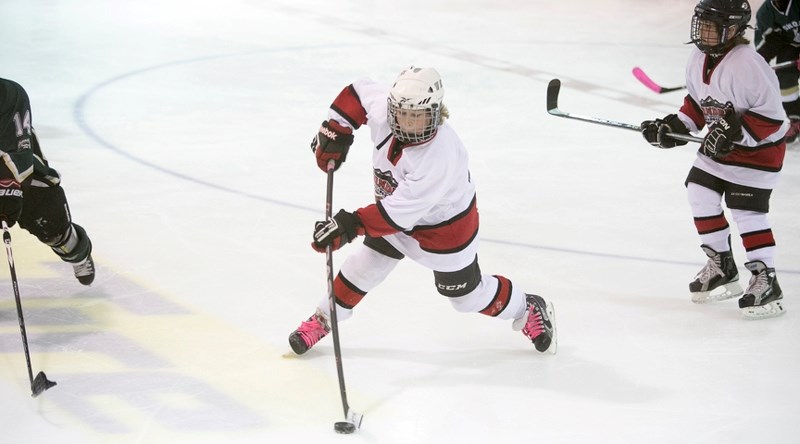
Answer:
312;209;364;253
0;179;23;227
640;114;689;148
702;114;742;158
311;119;354;172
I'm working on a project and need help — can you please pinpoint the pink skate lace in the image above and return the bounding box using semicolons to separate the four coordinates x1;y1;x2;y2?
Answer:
522;309;545;340
295;313;330;348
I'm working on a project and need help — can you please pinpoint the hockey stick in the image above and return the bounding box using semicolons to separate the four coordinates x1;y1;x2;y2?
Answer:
632;67;686;94
323;160;363;435
547;79;764;153
633;60;797;94
2;220;57;397
546;78;703;144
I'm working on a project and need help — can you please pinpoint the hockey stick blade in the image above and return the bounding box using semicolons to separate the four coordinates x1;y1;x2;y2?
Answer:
31;371;56;397
546;78;561;113
632;67;686;94
547;78;640;131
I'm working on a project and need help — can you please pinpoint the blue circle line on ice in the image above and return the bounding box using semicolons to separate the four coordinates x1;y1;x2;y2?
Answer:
73;48;316;213
72;50;799;276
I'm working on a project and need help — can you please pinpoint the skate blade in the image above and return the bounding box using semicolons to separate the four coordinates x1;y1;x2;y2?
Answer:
691;282;743;304
742;300;786;320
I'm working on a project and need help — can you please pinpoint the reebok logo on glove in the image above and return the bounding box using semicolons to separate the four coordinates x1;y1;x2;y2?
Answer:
319;125;340;141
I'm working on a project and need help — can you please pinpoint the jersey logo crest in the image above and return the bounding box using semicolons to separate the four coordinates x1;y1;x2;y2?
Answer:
373;168;398;200
700;97;735;126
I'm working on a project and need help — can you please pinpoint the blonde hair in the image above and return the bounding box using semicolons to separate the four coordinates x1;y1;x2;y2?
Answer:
438;104;449;124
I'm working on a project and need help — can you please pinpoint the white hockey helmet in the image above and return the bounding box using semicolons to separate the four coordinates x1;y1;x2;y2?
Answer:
387;66;445;144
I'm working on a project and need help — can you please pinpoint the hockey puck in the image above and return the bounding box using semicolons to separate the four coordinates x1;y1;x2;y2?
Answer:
334;421;356;434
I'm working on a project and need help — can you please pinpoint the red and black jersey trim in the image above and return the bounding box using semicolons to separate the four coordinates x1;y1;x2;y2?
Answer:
742;110;784;143
356;202;405;238
711;139;785;172
385;137;431;166
680;94;705;130
357;196;480;255
702;54;723;85
406;195;479;254
330;85;368;129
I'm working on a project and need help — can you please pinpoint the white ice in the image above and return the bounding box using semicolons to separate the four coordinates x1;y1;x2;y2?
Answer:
1;0;798;443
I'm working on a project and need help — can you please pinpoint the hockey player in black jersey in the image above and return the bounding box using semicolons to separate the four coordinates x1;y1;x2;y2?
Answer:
0;78;94;285
755;0;800;142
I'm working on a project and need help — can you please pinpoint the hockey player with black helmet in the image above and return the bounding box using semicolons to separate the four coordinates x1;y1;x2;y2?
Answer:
0;78;95;285
288;67;557;355
640;0;786;319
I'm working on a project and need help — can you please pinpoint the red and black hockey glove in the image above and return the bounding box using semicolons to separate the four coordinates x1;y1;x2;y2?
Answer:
312;209;363;253
311;120;354;172
0;179;23;227
702;114;741;158
641;114;689;148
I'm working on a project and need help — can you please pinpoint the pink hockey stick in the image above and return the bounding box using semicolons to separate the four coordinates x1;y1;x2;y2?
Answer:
632;67;686;94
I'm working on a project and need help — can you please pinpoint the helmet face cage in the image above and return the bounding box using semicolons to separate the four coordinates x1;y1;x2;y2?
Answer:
387;67;444;144
691;0;751;55
387;100;441;144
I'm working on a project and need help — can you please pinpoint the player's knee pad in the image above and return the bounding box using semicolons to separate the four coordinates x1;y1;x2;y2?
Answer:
18;185;71;243
17;185;91;263
433;256;481;298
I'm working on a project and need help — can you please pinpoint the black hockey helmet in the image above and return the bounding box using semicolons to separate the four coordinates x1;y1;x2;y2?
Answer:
691;0;752;56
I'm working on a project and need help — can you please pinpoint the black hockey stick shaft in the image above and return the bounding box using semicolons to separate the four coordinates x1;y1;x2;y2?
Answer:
546;78;704;143
324;160;355;421
2;221;56;397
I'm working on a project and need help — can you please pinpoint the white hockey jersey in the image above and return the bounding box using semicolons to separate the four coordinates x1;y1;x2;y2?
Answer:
677;44;787;189
326;78;479;271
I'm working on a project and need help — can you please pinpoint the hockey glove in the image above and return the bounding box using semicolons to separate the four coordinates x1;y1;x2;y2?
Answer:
0;179;23;227
640;114;689;148
312;209;364;253
311;120;354;172
702;114;742;158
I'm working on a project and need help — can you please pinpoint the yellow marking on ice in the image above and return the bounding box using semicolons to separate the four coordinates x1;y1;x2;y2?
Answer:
1;231;371;443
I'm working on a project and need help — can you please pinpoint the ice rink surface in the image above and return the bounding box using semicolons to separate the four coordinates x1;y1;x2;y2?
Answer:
1;0;798;442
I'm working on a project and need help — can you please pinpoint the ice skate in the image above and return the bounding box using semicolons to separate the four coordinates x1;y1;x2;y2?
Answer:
689;245;743;303
288;309;331;355
512;294;556;354
738;261;785;320
72;254;95;286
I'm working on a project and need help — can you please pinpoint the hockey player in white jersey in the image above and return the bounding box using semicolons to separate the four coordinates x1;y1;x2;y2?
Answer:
289;67;556;354
641;0;786;319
